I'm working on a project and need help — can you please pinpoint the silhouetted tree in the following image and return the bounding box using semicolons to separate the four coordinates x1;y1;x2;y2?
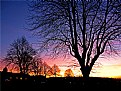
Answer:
47;64;61;77
4;36;36;74
52;64;61;77
2;67;8;81
29;56;43;75
2;67;8;73
64;69;74;77
28;0;121;78
41;61;51;77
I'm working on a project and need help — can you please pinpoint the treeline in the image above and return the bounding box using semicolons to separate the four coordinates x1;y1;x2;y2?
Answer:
2;36;75;77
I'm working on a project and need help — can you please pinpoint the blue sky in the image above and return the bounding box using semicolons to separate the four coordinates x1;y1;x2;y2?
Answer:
1;0;38;58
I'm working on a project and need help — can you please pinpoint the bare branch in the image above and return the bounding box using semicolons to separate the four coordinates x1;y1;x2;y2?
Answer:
28;0;121;77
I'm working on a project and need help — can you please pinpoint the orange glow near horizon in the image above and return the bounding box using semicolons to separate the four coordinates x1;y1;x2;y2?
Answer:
90;64;121;78
0;56;121;78
44;55;121;78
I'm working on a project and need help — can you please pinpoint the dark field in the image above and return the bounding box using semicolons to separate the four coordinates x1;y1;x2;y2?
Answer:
1;76;121;91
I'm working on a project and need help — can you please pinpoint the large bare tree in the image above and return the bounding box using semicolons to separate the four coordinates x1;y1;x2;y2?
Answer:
4;36;36;74
28;0;121;78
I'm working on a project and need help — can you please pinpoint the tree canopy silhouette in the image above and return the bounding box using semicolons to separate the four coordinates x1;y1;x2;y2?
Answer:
29;55;42;75
28;0;121;78
64;68;74;77
4;36;36;74
47;64;61;77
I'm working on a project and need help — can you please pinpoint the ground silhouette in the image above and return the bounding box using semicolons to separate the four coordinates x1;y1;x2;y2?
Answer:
1;71;121;91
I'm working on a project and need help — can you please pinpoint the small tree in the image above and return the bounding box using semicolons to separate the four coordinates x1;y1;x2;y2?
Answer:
47;64;61;77
4;36;36;74
29;56;43;75
42;61;51;77
64;69;74;77
2;67;8;73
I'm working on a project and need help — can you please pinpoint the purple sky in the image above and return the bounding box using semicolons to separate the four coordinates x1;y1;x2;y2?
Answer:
1;0;38;58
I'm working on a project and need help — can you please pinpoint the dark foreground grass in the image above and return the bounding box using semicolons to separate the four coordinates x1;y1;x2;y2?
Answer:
1;77;121;91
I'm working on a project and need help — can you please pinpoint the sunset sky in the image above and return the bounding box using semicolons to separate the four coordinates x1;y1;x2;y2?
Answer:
1;0;121;78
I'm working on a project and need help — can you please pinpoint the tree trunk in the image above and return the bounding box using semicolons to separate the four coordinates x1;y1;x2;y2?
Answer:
20;67;23;74
80;66;91;78
19;64;23;74
76;57;90;78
